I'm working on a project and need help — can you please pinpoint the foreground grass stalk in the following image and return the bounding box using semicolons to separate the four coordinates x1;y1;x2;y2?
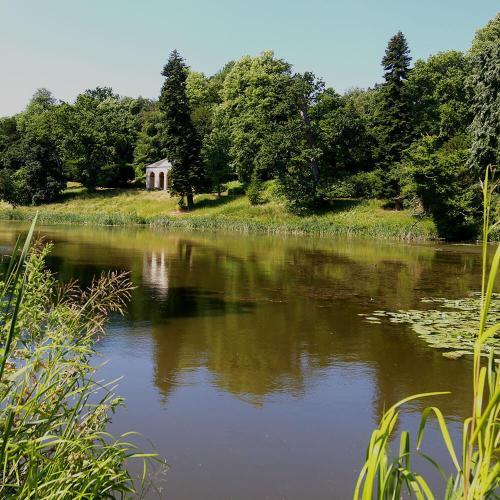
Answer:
0;217;164;498
354;168;499;499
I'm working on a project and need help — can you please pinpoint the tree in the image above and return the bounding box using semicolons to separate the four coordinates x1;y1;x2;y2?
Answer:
469;13;500;58
159;50;206;209
133;105;164;172
468;23;499;177
83;86;118;101
185;71;221;140
272;72;325;212
219;51;295;183
403;134;480;240
0;117;20;159
0;89;65;205
60;89;139;189
407;51;471;139
374;31;412;196
27;88;57;110
218;52;323;211
312;88;374;179
202;125;232;197
185;62;235;143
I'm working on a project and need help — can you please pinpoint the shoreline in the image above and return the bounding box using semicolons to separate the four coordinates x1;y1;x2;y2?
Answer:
0;187;445;241
0;206;437;241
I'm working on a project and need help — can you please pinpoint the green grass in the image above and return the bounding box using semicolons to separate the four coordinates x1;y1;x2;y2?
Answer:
0;184;438;240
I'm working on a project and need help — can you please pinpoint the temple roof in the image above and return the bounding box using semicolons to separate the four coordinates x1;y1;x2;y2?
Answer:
145;158;172;170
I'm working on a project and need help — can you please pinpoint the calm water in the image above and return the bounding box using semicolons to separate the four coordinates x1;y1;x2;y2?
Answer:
0;222;487;499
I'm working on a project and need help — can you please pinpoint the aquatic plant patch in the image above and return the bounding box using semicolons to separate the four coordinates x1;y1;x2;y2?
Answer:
360;293;500;358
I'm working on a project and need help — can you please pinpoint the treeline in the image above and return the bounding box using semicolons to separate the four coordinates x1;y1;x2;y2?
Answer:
0;14;498;239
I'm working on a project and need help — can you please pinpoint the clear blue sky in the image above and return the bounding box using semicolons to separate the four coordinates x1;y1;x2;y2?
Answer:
1;0;498;116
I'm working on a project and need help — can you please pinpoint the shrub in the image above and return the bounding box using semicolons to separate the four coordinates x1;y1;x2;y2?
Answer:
319;170;385;200
349;170;386;198
0;168;29;206
98;163;136;187
0;159;65;207
246;171;264;205
227;184;245;195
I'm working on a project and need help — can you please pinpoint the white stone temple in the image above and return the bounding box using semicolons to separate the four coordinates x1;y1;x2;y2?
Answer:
145;158;172;191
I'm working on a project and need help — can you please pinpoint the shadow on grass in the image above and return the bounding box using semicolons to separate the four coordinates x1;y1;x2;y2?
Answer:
57;187;140;203
193;194;241;210
294;198;364;217
327;198;364;212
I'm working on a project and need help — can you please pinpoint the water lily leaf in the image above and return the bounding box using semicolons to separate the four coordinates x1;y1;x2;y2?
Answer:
363;293;499;359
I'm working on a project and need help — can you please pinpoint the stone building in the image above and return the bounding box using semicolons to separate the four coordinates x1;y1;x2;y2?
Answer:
145;158;172;191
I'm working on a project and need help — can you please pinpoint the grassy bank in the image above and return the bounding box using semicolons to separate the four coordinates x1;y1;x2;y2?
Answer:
0;185;438;240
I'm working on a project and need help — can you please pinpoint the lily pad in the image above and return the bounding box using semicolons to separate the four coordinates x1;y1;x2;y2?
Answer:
363;293;500;359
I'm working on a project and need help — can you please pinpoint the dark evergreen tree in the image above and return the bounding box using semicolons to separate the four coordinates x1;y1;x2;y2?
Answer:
468;40;499;177
375;31;412;195
159;50;206;209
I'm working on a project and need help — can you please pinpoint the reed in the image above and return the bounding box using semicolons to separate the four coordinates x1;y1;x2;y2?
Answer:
0;215;164;498
354;168;499;499
0;187;437;241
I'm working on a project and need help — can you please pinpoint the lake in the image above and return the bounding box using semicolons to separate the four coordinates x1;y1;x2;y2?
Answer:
0;222;484;499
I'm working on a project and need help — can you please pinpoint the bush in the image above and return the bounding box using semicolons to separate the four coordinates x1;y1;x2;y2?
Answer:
0;159;65;206
98;163;136;187
0;168;29;206
319;170;385;200
227;185;245;195
226;182;245;195
246;172;264;205
349;170;386;198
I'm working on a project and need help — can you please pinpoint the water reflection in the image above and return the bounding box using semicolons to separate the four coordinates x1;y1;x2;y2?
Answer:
143;252;170;296
0;222;489;499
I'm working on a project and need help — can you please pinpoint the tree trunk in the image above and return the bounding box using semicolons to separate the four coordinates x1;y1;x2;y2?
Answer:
187;192;194;210
394;197;403;211
299;107;320;182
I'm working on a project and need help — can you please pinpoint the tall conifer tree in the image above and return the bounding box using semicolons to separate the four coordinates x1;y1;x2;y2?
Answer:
468;37;499;177
376;31;412;188
159;50;205;209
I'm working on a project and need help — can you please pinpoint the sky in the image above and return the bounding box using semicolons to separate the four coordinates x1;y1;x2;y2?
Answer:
1;0;498;116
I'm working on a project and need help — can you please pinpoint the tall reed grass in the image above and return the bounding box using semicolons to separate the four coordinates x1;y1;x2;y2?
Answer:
354;168;499;499
0;215;163;498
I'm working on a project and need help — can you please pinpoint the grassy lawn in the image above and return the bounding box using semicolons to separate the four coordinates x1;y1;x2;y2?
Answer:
0;185;437;240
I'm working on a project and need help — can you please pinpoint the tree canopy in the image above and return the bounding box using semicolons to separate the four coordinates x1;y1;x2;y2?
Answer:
0;13;498;240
